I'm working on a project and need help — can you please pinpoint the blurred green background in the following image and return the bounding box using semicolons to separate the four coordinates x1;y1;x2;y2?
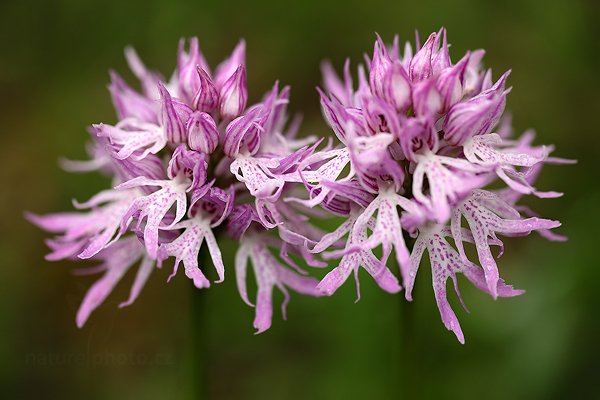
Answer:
2;0;599;398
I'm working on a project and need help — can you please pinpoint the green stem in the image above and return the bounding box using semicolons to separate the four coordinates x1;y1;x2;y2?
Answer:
190;250;210;400
399;288;417;396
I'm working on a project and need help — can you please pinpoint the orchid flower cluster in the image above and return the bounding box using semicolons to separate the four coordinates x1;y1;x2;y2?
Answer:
29;29;570;343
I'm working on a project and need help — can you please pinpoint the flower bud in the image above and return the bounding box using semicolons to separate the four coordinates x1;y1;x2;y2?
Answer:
177;37;210;104
317;87;363;142
192;67;219;113
369;36;392;99
223;106;262;157
187;111;219;154
219;65;248;120
158;82;189;144
436;52;470;111
431;27;451;74
412;79;442;117
167;145;207;191
108;70;158;124
398;117;437;160
409;32;436;82
443;70;510;145
362;96;400;135
214;40;246;88
383;61;412;112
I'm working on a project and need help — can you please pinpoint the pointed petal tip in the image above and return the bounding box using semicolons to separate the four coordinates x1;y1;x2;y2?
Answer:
315;284;336;297
253;321;270;335
75;311;89;329
118;300;132;309
157;80;169;96
77;252;92;260
24;211;41;225
44;254;59;262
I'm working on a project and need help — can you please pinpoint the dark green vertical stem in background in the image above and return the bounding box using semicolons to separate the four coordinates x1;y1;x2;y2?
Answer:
399;292;417;397
399;234;417;396
190;250;210;400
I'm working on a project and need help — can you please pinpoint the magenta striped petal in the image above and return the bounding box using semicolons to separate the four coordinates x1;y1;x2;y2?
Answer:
158;82;188;144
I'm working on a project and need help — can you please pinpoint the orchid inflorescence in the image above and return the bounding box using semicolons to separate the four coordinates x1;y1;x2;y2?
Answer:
28;29;571;343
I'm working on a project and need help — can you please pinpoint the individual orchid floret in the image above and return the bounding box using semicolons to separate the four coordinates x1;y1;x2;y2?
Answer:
430;28;452;73
223;105;263;158
26;189;138;261
450;189;561;297
225;85;318;223
325;186;412;278
213;39;246;88
346;136;405;193
159;82;191;144
75;236;155;328
116;175;192;258
362;95;401;135
383;61;412;112
107;143;167;188
235;234;322;333
222;82;298;158
405;225;523;344
314;210;401;298
158;214;225;289
412;151;491;223
192;67;219;113
219;65;248;120
227;204;262;240
108;70;159;124
94;119;166;161
409;32;436;82
369;36;393;99
435;52;470;111
98;79;192;161
321;59;354;107
124;46;164;100
317;89;359;142
177;37;211;105
284;145;353;208
166;145;208;191
443;71;511;145
411;78;442;117
189;184;235;228
229;154;287;203
463;132;565;198
495;162;574;242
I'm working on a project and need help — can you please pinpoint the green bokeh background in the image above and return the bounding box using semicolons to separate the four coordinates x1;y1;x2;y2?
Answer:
2;0;598;398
